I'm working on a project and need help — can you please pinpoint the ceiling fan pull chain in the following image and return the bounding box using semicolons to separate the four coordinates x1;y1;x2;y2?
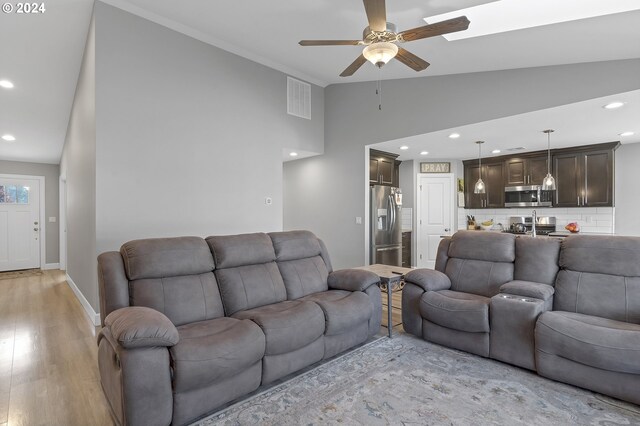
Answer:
378;71;383;110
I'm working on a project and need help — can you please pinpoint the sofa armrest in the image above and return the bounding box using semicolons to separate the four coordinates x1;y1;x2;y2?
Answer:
404;269;451;292
328;269;380;292
104;306;179;349
500;280;555;301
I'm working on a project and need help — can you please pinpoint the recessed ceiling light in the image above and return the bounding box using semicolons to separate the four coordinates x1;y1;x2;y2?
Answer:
289;152;298;157
0;80;14;89
399;146;409;150
2;134;16;141
448;133;460;139
420;151;429;155
619;131;635;137
424;0;640;41
603;102;624;109
492;149;501;154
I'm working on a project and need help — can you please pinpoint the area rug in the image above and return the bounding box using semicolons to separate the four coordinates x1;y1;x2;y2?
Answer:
194;333;640;426
0;268;43;280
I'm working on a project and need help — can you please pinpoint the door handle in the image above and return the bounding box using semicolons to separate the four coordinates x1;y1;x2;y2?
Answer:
444;228;450;232
577;196;581;206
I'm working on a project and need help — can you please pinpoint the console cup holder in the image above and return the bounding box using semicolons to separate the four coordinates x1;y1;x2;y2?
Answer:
499;294;537;303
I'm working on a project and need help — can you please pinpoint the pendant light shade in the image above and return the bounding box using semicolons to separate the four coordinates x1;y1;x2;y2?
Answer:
474;141;486;194
542;130;557;191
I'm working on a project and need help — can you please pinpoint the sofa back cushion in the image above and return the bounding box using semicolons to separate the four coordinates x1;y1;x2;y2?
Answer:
206;233;287;316
444;231;516;297
121;237;224;326
514;237;561;285
555;235;640;324
269;230;330;299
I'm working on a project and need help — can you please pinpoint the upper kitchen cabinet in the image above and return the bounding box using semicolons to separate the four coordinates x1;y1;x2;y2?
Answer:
553;142;619;207
370;149;400;187
464;161;504;208
505;155;549;187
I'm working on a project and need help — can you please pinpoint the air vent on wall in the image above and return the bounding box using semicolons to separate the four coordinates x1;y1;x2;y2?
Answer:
287;77;311;120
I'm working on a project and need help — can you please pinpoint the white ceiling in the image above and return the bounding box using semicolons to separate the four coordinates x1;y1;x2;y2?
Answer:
373;89;640;161
1;0;639;165
0;0;94;164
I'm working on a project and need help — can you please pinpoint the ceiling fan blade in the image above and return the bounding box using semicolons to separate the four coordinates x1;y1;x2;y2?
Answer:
399;16;470;42
395;47;430;72
363;0;387;32
340;54;368;77
299;40;363;46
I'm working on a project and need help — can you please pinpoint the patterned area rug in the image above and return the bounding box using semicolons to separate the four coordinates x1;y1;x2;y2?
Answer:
0;268;42;280
194;333;640;426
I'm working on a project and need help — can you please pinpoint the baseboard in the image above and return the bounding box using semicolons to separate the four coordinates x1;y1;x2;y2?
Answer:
66;273;101;326
43;263;60;270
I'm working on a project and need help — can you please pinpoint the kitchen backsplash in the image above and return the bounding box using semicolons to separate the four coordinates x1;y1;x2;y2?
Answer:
458;207;615;234
401;207;413;232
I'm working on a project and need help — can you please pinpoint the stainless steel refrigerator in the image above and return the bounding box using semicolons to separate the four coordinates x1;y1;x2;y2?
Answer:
370;185;403;266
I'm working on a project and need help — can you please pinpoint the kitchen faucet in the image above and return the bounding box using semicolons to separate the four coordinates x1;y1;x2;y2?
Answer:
531;210;537;238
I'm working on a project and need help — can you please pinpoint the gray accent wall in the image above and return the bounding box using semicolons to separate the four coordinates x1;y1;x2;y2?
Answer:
615;143;640;236
0;160;60;264
94;2;323;256
60;14;97;310
284;59;640;269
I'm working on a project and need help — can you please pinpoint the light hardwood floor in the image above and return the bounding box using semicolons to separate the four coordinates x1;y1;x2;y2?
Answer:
0;270;112;426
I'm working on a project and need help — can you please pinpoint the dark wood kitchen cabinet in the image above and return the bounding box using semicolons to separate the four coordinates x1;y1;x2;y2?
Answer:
401;231;411;268
370;149;400;187
505;155;549;187
553;143;617;207
464;161;504;208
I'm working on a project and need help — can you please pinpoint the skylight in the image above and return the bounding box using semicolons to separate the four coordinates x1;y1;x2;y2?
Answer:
424;0;640;41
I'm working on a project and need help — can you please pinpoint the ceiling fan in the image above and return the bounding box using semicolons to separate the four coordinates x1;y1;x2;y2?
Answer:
299;0;470;77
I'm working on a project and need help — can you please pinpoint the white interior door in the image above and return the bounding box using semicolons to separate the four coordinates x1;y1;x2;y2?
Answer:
0;178;41;271
416;173;454;269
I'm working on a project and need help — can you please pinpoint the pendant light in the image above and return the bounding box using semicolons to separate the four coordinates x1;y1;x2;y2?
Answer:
542;129;556;190
474;141;486;194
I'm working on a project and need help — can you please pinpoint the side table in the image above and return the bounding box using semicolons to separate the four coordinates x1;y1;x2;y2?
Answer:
354;264;413;338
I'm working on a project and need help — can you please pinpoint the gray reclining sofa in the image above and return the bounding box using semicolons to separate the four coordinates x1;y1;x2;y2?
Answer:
97;230;381;426
403;230;640;405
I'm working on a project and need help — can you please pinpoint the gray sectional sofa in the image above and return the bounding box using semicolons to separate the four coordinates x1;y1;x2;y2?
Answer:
97;230;382;426
403;230;640;405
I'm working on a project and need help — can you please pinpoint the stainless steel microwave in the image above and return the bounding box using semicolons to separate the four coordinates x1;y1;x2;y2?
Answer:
504;185;553;207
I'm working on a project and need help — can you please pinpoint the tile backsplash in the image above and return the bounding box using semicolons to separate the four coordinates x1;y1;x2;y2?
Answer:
458;207;615;234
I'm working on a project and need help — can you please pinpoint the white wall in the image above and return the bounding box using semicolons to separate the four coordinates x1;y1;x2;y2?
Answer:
0;160;60;264
59;14;97;311
615;143;640;236
94;2;324;254
284;59;640;269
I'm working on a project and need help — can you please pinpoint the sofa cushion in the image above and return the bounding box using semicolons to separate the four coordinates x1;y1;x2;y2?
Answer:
121;237;214;280
269;230;324;261
232;300;325;355
277;257;329;299
447;231;516;263
560;235;640;277
514;237;560;285
554;270;640;324
170;317;265;393
419;290;490;333
129;272;225;326
301;290;372;336
445;258;514;298
536;311;640;375
206;233;275;269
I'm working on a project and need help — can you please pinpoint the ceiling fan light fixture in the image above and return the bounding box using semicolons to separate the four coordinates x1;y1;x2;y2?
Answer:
363;42;398;67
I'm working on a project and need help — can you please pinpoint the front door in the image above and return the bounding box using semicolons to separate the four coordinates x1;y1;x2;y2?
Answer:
0;177;41;271
417;173;454;269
